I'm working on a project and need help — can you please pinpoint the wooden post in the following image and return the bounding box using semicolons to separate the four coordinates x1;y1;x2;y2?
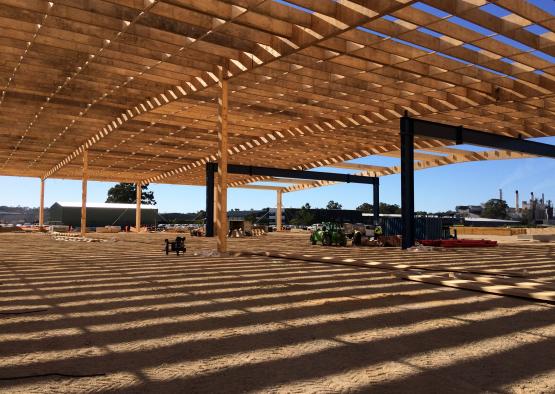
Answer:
136;181;141;232
81;150;88;236
216;63;228;253
39;178;45;228
276;190;282;231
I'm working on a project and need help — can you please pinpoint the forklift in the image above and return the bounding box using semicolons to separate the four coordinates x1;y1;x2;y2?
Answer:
310;222;347;247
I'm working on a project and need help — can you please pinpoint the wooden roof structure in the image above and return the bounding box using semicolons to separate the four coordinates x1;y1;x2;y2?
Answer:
1;0;554;189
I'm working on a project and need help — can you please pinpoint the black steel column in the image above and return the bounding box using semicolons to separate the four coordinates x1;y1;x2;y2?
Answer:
205;162;216;237
400;115;415;249
373;177;380;225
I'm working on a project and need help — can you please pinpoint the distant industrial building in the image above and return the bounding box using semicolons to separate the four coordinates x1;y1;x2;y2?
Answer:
225;208;365;225
455;205;483;217
519;192;553;224
49;202;158;228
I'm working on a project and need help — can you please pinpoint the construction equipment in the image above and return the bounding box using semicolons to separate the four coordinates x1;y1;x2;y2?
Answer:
344;223;377;246
165;236;186;255
310;222;347;246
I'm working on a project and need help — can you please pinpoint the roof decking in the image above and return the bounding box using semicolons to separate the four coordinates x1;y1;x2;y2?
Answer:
0;0;553;187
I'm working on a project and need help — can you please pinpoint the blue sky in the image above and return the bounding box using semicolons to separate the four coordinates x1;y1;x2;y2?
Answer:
2;142;555;213
1;0;554;213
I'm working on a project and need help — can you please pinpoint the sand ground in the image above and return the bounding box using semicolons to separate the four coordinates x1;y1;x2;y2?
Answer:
0;232;554;393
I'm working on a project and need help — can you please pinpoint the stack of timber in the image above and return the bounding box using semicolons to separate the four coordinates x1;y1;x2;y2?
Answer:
451;227;527;236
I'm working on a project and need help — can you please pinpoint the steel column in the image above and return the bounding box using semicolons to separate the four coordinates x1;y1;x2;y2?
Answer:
205;162;216;237
401;116;415;249
373;177;380;225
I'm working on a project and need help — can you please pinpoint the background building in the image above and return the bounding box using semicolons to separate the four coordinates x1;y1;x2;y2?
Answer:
49;202;158;228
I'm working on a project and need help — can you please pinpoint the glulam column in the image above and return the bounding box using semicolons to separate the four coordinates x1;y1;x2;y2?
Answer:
136;181;141;232
276;190;282;231
39;178;45;228
216;64;229;253
81;150;88;236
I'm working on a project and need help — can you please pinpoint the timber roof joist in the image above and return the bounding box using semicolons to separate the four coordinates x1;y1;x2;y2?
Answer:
0;0;552;186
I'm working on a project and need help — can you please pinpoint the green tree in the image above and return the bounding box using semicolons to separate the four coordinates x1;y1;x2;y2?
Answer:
434;210;456;216
482;199;508;219
290;204;314;226
326;200;342;209
193;210;206;224
106;183;156;205
379;202;401;214
244;212;257;223
356;202;373;212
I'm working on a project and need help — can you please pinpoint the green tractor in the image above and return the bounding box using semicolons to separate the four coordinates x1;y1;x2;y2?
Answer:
310;222;347;247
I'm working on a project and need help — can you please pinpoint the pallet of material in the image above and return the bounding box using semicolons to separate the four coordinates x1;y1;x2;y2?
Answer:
451;227;526;236
96;226;121;233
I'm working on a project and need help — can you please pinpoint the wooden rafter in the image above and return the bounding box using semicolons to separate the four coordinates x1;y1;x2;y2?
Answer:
0;0;551;186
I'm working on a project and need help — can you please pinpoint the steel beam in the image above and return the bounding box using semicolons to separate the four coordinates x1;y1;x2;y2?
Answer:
208;164;378;185
206;164;378;238
411;118;555;158
400;116;555;249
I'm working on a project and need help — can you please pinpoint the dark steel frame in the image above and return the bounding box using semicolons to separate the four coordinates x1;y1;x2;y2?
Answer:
206;164;380;236
400;115;555;249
